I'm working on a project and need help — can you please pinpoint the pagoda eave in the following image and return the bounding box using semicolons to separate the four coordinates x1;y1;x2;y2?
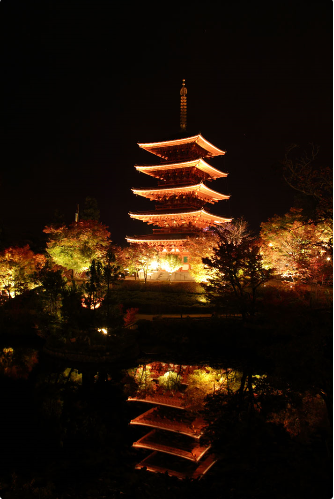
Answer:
132;183;230;202
138;134;226;158
132;429;211;462
129;209;232;227
135;159;228;180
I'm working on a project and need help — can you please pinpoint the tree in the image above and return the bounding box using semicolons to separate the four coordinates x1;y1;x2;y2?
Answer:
37;261;66;315
159;253;182;276
83;249;122;314
185;231;219;282
81;196;100;221
158;371;182;392
83;259;104;311
43;220;111;280
121;244;159;283
203;220;272;320
119;245;139;279
281;144;332;221
260;208;332;283
102;247;122;294
0;245;45;298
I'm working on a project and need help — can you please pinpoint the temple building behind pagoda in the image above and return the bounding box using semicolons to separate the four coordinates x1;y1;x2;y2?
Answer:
126;80;231;279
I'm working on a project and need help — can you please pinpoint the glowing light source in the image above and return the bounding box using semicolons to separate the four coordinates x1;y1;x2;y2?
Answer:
98;328;108;335
81;298;102;309
149;260;159;270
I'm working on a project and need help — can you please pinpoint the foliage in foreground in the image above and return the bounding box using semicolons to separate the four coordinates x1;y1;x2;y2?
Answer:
204;220;272;320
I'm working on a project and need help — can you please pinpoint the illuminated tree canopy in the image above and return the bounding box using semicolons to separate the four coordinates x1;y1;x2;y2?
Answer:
0;245;45;298
121;244;159;283
185;231;219;282
260;208;332;282
43;221;111;277
160;253;182;274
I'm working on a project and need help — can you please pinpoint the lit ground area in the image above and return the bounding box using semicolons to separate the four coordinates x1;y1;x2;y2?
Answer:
109;279;211;315
129;270;195;282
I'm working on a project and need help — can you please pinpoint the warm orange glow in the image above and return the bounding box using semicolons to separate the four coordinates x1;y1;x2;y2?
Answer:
149;260;159;270
135;158;227;179
98;328;108;335
129;208;232;227
138;134;226;157
132;182;230;203
129;125;231;253
81;298;102;309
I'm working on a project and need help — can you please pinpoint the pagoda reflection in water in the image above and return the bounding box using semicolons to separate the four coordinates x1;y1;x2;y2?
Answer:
127;362;224;479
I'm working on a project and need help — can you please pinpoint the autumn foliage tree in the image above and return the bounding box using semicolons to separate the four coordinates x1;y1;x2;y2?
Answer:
159;253;182;275
185;231;219;282
0;245;45;298
204;221;272;320
260;208;332;283
121;244;159;283
43;220;111;280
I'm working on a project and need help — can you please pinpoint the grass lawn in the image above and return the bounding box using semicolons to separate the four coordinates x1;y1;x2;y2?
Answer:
110;280;211;314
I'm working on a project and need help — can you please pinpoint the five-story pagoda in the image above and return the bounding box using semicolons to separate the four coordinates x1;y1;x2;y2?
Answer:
126;80;231;272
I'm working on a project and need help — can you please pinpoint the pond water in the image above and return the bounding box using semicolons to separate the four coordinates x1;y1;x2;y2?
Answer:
0;328;331;497
0;339;234;479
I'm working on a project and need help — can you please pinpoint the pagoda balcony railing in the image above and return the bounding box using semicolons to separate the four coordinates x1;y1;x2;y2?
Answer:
158;146;202;163
152;227;200;234
155;202;204;211
157;175;207;187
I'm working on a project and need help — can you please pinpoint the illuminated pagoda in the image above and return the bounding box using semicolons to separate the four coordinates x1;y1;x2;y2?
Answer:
126;80;231;272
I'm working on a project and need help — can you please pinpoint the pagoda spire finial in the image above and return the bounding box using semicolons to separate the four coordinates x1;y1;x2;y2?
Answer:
180;79;187;131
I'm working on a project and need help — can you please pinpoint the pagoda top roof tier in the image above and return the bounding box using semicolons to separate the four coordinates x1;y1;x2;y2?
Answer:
138;134;226;159
129;208;232;228
135;158;227;180
132;183;230;202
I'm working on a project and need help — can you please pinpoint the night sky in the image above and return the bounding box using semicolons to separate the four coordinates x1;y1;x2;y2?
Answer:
2;1;332;247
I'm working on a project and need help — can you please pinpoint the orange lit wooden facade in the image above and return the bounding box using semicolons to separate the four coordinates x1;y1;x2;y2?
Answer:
127;134;231;269
126;82;231;271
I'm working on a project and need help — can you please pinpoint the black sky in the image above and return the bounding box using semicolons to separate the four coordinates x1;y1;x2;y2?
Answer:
2;1;332;247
